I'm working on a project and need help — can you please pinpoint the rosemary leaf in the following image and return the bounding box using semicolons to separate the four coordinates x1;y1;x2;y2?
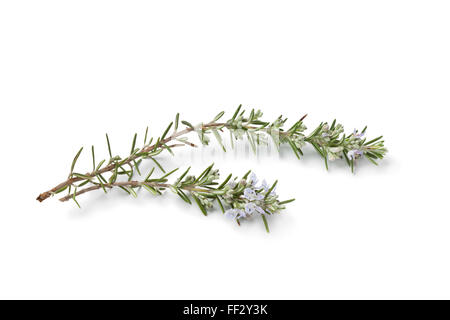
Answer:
161;122;173;140
105;134;112;158
192;194;207;216
91;145;95;171
261;215;270;233
70;147;83;176
130;133;137;155
174;113;179;131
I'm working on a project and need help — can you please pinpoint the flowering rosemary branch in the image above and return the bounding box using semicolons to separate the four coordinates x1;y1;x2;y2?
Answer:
37;105;387;203
59;164;292;232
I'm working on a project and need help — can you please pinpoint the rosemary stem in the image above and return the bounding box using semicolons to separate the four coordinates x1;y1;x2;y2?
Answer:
58;181;212;202
36;122;221;202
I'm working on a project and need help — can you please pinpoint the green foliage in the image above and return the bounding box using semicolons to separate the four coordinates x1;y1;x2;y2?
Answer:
39;106;387;232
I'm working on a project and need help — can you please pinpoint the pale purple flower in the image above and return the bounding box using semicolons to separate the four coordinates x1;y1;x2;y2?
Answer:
243;188;264;201
353;129;365;139
243;203;267;217
255;206;266;216
227;181;237;188
248;173;258;186
244;203;257;215
243;188;256;200
347;149;363;160
259;180;269;192
258;180;276;196
225;209;241;220
236;211;246;219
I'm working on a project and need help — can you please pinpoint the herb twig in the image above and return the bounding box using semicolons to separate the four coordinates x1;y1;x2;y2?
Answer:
58;165;293;232
37;106;387;203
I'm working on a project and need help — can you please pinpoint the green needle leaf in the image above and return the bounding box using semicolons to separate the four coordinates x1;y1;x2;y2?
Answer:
161;122;173;140
143;184;159;195
177;166;191;182
246;131;256;154
176;189;192;204
242;170;251;180
195;163;214;183
181;120;194;129
213;111;225;122
287;140;301;160
213;129;226;152
163;143;175;156
160;167;179;179
145;167;155;181
144;126;149;145
77;179;90;187
106;134;112;158
72;173;90;179
231;104;242;121
310;141;325;158
97;175;107;193
330;119;336;130
218;173;232;189
91;145;95;171
364;136;383;146
128;187;138;198
95;159;105;172
343;149;351;166
361;125;368;134
150;157;166;173
73;187;80;208
365;155;379;165
175;113;179;131
130;133;137;155
229;130;234;149
119;186;131;195
265;180;278;199
133;160;141;175
109;164;118;183
261;215;270;233
192;194;207;216
154;137;161;150
55;185;68;194
279;198;295;205
70;147;83;176
97;173;108;184
216;196;225;213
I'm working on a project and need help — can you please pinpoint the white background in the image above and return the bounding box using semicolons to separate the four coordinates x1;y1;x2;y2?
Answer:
0;1;449;299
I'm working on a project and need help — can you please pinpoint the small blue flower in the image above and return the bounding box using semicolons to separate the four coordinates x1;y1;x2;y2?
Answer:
225;209;241;220
258;180;276;197
255;205;266;216
248;173;258;186
243;187;264;201
353;129;365;139
227;181;237;188
244;203;256;215
243;188;256;200
259;180;269;192
347;149;363;160
243;203;267;217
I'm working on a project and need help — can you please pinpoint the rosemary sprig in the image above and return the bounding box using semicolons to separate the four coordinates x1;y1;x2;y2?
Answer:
37;106;387;202
58;165;293;232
